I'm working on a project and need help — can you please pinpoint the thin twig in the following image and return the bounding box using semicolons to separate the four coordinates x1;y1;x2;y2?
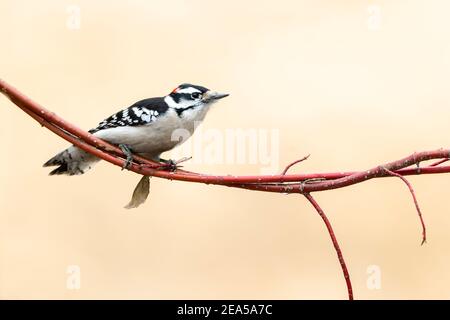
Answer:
304;193;353;300
429;158;449;167
281;154;310;175
381;167;427;245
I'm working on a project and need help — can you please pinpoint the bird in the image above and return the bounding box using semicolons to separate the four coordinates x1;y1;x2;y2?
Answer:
43;83;229;175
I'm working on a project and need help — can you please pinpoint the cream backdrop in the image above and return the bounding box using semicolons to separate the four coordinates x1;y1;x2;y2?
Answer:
1;0;450;299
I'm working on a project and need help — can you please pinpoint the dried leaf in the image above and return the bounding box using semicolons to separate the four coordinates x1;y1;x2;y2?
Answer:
124;175;150;209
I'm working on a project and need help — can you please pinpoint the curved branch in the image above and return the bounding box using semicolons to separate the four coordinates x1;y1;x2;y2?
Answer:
281;154;310;175
382;167;427;245
304;193;353;300
2;79;450;191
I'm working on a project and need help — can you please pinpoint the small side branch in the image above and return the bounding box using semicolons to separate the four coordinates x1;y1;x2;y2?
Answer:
429;158;449;167
281;154;310;175
303;193;353;300
381;167;427;245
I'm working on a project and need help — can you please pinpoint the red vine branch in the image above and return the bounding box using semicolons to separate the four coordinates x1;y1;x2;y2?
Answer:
281;154;310;175
1;78;449;300
304;193;353;300
381;167;427;245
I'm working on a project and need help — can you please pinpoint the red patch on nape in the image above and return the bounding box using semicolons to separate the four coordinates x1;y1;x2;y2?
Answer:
171;87;179;94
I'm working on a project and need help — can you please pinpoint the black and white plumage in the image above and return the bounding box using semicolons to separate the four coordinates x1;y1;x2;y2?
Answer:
43;83;228;175
88;98;168;134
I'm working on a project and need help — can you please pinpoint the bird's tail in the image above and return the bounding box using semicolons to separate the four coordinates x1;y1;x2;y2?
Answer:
43;145;100;176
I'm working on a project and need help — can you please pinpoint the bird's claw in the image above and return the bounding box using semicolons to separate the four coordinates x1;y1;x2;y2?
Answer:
159;156;192;172
119;144;134;170
165;159;179;172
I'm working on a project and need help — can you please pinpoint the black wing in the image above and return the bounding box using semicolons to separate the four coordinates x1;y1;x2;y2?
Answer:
89;97;169;134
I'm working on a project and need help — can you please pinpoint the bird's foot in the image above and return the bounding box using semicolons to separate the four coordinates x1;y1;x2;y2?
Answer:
159;156;192;172
119;144;134;170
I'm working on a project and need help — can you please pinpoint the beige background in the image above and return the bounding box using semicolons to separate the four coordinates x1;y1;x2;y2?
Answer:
1;0;450;299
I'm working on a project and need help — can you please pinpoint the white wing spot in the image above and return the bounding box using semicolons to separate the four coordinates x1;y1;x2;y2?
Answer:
133;107;143;117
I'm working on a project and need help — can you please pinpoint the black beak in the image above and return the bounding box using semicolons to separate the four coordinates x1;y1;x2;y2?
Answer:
211;92;229;100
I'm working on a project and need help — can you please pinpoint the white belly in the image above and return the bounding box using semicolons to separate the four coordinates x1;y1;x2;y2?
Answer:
93;108;207;159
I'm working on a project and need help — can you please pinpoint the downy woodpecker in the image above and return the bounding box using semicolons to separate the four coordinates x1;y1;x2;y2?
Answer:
43;83;229;175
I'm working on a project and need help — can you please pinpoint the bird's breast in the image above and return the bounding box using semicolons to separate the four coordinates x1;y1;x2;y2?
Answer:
93;108;202;156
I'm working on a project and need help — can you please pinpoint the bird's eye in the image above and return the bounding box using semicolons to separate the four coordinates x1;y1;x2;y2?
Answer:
191;92;201;99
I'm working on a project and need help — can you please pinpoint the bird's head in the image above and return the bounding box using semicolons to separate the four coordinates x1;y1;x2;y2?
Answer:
165;83;229;111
